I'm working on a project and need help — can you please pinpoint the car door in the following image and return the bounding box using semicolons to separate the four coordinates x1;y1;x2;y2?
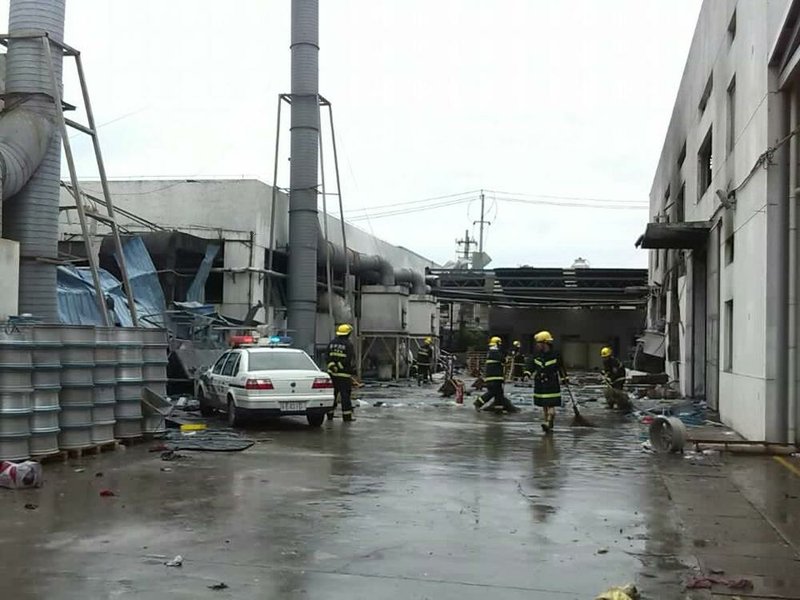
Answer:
209;352;231;406
218;351;241;403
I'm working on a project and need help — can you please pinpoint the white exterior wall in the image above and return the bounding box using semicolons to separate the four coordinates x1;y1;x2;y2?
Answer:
648;0;788;440
58;179;436;321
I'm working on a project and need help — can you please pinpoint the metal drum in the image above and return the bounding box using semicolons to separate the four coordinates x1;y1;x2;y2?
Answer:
60;325;95;390
0;432;31;461
31;405;60;430
60;387;93;406
93;384;115;404
59;405;92;428
30;428;59;456
91;421;115;444
0;407;32;435
58;425;92;450
114;417;142;439
0;326;33;460
92;403;115;423
115;399;142;419
94;327;117;384
29;327;61;457
114;328;144;381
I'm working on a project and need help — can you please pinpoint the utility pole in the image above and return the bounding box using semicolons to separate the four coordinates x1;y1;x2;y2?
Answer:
456;229;475;263
473;189;491;258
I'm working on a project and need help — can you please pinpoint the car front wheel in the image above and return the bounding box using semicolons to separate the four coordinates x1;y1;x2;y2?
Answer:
227;397;244;427
307;412;325;427
198;388;215;417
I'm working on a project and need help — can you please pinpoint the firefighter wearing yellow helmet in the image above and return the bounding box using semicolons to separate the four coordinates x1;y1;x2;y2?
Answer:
507;340;525;381
475;336;518;413
600;346;629;409
526;330;568;432
416;336;434;386
326;324;356;422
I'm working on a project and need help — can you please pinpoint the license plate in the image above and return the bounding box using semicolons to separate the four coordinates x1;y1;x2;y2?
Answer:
280;401;304;412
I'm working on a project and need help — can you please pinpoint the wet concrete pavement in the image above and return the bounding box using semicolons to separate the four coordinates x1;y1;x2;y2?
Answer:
1;383;799;599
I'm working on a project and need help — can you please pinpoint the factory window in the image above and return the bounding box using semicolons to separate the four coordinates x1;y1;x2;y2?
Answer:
728;10;736;44
727;76;736;155
676;183;685;222
205;272;223;304
699;73;713;114
724;299;734;372
725;233;735;265
677;142;687;169
698;127;713;199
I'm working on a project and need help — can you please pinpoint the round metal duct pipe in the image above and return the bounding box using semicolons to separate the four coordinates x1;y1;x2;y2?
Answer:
2;0;66;321
287;0;320;354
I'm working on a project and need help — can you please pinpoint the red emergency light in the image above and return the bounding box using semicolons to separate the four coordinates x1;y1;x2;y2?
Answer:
230;335;255;347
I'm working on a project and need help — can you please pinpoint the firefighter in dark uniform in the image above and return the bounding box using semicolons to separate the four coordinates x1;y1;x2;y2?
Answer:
601;346;630;410
508;340;525;381
326;324;356;422
416;337;434;385
527;330;568;432
475;337;518;412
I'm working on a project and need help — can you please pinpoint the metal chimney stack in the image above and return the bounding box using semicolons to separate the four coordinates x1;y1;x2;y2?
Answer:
3;0;66;321
287;0;320;354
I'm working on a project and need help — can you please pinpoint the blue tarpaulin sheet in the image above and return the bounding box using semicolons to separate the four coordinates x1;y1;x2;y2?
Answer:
186;243;219;303
57;236;167;327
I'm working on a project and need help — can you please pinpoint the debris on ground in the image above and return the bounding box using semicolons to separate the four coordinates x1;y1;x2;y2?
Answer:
160;467;173;472
73;467;85;473
596;584;639;600
0;460;43;489
165;555;183;567
597;547;609;554
208;582;229;590
99;489;116;497
160;430;254;453
685;575;753;590
95;472;103;478
24;503;38;510
161;450;187;462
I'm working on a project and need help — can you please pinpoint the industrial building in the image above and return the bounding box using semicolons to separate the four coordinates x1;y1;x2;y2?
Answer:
638;0;800;443
434;266;647;369
56;178;439;377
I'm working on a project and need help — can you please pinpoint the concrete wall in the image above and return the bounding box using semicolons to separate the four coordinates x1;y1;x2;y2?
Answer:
58;179;437;321
646;0;789;440
488;307;645;367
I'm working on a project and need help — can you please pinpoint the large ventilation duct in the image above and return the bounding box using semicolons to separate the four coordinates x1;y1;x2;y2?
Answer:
1;0;65;321
317;232;427;294
287;0;320;354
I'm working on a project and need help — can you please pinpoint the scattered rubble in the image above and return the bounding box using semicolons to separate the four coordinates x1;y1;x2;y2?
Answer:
165;555;183;568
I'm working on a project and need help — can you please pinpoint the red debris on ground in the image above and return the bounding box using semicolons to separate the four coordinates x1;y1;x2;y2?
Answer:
685;576;753;591
99;489;116;497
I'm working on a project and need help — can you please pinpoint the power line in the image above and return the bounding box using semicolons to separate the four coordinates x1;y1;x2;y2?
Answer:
487;189;646;205
344;189;480;214
348;192;648;220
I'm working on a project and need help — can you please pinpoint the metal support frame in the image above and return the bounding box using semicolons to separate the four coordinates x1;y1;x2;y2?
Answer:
358;333;410;381
0;32;140;326
267;93;350;334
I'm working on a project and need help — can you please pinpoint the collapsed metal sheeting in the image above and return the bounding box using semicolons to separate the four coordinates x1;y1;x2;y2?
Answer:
57;236;166;326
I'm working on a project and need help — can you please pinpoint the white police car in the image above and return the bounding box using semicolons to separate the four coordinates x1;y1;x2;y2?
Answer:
196;336;335;427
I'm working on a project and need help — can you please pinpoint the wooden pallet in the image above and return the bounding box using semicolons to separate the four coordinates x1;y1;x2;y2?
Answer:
33;440;121;463
117;436;145;447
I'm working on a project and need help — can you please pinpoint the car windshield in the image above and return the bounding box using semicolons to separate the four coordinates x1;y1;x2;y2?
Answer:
247;351;318;371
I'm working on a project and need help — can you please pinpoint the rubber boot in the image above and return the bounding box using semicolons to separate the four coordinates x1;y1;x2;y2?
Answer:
327;412;335;421
473;398;484;411
343;413;356;423
480;398;496;412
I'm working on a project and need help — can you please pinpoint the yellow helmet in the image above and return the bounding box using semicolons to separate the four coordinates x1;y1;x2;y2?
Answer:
489;336;502;346
534;331;554;343
513;341;521;348
336;323;353;336
424;336;433;345
601;346;613;358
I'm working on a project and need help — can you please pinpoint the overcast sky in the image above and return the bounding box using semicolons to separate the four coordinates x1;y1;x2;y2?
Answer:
1;0;701;269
